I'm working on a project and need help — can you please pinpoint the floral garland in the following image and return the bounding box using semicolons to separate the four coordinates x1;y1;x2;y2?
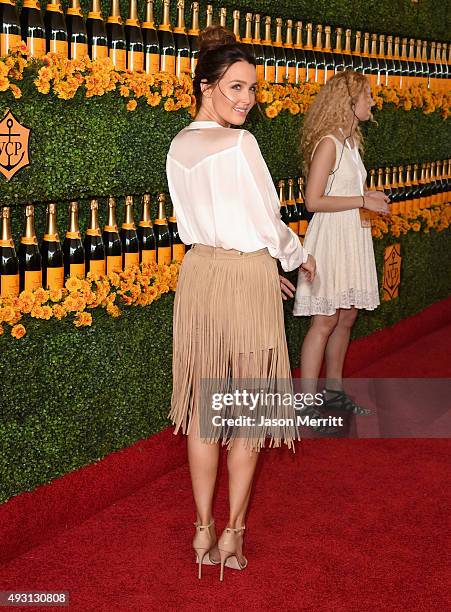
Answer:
371;200;451;239
0;261;179;339
1;43;449;119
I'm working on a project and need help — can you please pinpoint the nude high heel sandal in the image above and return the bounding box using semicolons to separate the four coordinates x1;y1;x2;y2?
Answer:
218;526;248;581
193;519;220;579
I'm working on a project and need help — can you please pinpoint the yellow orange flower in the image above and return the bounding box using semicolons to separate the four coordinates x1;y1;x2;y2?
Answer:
126;99;137;111
74;311;93;327
11;323;26;339
66;276;82;292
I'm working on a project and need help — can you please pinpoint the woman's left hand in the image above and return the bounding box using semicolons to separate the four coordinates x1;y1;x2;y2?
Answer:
280;275;296;301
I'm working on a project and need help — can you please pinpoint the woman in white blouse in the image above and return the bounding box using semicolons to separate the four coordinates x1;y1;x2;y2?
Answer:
166;25;315;581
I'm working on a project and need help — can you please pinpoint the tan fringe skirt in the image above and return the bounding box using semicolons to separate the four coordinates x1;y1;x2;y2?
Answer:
169;243;300;453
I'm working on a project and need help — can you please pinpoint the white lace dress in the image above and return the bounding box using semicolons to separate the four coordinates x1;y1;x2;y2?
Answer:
293;133;380;316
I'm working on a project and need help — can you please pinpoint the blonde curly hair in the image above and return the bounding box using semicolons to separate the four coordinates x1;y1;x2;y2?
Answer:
300;70;373;177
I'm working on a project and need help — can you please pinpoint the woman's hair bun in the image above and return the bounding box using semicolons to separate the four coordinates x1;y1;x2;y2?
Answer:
198;25;237;54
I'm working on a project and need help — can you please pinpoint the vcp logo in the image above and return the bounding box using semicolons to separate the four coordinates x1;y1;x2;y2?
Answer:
0;109;31;181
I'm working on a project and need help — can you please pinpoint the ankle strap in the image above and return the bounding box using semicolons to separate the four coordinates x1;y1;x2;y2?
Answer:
194;518;215;529
225;525;245;532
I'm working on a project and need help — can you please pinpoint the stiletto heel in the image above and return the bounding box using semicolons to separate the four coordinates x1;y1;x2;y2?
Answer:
218;526;248;581
193;519;220;579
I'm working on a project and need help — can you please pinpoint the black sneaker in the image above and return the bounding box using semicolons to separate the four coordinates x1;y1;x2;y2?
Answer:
322;388;371;416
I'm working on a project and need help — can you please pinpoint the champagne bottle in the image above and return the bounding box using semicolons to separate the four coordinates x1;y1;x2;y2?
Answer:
398;165;407;214
404;164;413;214
442;43;449;90
333;27;345;74
383;167;393;204
86;0;108;60
323;26;335;82
361;33;372;82
18;204;42;292
389;165;400;214
84;199;106;276
137;194;156;264
252;14;265;82
411;164;421;212
278;180;289;225
422;40;430;89
103;197;122;274
240;11;253;56
0;207;19;298
343;28;353;70
157;0;175;74
44;0;68;57
313;24;326;84
232;9;240;42
173;0;190;77
392;36;402;88
303;23;316;83
142;0;159;74
400;37;410;89
415;39;425;86
261;16;275;83
41;203;64;290
352;30;363;73
120;195;139;269
408;38;418;88
283;19;296;84
377;34;387;86
430;162;438;206
63;201;85;279
385;36;396;88
376;167;385;202
435;42;443;92
294;21;306;83
125;0;144;71
418;164;427;210
435;160;443;205
154;193;171;264
273;17;286;83
0;0;21;57
296;177;310;240
20;0;46;59
286;178;299;234
425;162;432;208
428;42;438;91
168;205;185;262
369;34;380;88
205;4;213;28
107;0;126;70
219;7;226;28
187;2;199;75
66;0;88;60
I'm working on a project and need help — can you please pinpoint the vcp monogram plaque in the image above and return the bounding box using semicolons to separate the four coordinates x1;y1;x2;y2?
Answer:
383;243;402;300
0;109;31;181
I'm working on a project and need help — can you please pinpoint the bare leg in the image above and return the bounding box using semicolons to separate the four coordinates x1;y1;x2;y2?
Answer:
324;307;358;390
187;413;221;561
300;313;339;396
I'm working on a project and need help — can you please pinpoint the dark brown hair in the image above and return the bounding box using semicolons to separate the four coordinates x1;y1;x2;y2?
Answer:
193;25;256;113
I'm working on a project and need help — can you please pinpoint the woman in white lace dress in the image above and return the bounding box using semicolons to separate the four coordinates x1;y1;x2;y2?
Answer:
293;70;390;412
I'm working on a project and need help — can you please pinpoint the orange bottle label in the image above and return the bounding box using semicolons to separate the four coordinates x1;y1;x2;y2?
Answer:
265;65;275;83
0;34;21;57
89;259;106;276
69;263;85;278
128;50;144;72
24;270;42;292
1;273;20;298
46;266;65;290
160;54;175;74
106;255;122;274
297;67;306;83
124;252;139;269
141;249;157;264
110;48;126;70
27;36;46;58
326;68;335;83
287;66;296;83
298;220;309;235
256;64;265;81
70;42;88;60
157;246;171;265
176;55;190;77
91;45;108;61
275;64;286;83
289;222;299;234
145;52;160;74
49;39;68;57
316;68;326;84
172;243;185;262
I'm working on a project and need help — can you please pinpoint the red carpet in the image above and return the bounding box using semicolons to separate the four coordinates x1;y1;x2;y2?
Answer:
0;299;450;611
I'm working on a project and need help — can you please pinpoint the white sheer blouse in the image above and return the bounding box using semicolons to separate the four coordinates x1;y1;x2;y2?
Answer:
165;120;308;272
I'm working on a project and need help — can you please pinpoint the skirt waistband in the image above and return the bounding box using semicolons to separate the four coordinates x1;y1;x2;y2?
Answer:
191;243;269;259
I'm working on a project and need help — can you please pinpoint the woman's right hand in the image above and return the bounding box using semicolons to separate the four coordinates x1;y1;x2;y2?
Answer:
300;254;316;282
363;191;390;214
